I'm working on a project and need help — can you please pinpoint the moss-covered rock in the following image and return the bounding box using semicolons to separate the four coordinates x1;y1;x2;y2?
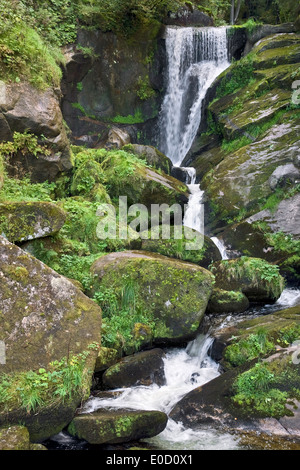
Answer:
211;305;300;369
136;225;221;269
210;257;285;304
91;250;215;347
192;33;300;235
206;288;250;314
68;408;168;445
102;348;166;389
0;425;31;450
0;82;72;182
122;144;172;175
170;344;300;442
0;236;102;441
94;347;121;373
0;201;67;242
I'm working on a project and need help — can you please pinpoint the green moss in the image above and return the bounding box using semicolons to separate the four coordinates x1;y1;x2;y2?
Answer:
0;346;99;414
92;255;214;351
232;358;300;418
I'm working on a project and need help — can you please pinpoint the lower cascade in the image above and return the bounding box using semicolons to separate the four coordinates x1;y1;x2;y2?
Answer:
79;334;238;450
50;288;300;451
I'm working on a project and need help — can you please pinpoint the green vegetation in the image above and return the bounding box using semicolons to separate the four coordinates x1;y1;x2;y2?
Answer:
225;322;300;368
93;282;155;351
136;75;156;101
0;346;99;413
232;362;290;418
0;131;51;163
0;1;65;88
216;54;255;99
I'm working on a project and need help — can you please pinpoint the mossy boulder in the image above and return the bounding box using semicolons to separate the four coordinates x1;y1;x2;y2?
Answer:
211;304;300;369
68;408;168;445
0;236;102;441
215;222;300;286
70;147;188;210
0;82;72;182
122;144;172;175
0;201;67;242
210;257;285;304
210;88;291;140
135;225;221;269
102;348;166;389
94;347;121;373
91;250;215;347
206;288;250;314
0;425;46;450
251;34;300;69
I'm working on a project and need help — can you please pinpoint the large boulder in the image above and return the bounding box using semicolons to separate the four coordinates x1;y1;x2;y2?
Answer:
68;408;168;445
206;288;250;314
210;304;300;368
0;236;102;441
91;250;214;348
102;348;166;389
210;257;285;304
0;82;72;182
170;311;300;448
0;201;67;242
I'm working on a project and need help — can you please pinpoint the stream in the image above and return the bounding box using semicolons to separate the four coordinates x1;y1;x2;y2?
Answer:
48;287;300;451
46;25;299;451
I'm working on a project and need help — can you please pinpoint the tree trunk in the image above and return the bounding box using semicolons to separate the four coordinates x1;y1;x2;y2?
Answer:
234;0;242;23
230;0;235;25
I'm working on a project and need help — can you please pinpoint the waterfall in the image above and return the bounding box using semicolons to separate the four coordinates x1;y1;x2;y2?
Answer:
211;236;230;260
159;26;230;167
158;26;230;240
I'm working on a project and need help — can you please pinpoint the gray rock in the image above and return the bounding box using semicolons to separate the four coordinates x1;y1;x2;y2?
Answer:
268;163;300;190
247;193;300;239
102;348;166;389
0;82;72;182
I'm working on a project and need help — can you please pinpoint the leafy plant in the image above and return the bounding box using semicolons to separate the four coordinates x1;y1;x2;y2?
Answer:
232;362;289;418
0;347;99;413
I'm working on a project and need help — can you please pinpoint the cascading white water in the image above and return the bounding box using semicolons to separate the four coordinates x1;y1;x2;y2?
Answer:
79;334;241;450
158;26;231;248
159;26;230;166
211;236;230;260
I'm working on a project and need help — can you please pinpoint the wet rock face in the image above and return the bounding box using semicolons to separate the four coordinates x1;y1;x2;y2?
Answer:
0;82;72;182
102;348;166;389
61;28;166;147
187;33;300;236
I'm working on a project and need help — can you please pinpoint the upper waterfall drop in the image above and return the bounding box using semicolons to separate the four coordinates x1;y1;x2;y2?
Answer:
158;26;230;166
